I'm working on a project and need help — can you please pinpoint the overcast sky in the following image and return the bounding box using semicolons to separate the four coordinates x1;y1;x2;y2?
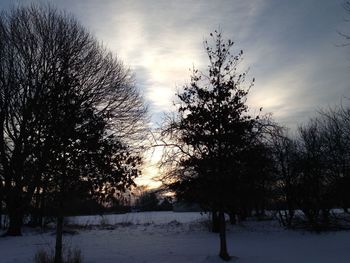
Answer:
1;0;349;186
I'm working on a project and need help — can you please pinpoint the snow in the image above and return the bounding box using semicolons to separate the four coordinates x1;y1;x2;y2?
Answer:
0;211;349;263
66;211;207;225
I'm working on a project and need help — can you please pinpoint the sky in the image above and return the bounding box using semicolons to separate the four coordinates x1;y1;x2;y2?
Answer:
1;0;349;188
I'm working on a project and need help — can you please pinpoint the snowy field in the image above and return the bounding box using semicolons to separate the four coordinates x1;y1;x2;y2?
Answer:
66;211;206;225
0;211;349;263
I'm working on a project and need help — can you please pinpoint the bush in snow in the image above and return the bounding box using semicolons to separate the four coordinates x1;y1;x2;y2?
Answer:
34;247;82;263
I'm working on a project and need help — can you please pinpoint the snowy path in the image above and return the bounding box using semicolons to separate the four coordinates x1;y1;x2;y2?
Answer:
0;212;349;263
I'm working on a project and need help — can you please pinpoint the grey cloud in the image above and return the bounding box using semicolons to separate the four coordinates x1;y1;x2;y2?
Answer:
1;0;349;130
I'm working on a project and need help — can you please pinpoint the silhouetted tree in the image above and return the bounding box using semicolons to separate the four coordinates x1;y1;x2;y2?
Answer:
0;5;146;250
270;127;298;227
161;30;261;261
136;191;159;211
159;197;173;211
266;105;350;229
241;141;274;218
0;6;50;235
319;106;350;214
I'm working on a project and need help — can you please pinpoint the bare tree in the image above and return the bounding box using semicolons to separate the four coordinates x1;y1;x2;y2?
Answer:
339;1;350;46
320;106;350;213
270;126;298;227
0;4;146;247
268;105;350;229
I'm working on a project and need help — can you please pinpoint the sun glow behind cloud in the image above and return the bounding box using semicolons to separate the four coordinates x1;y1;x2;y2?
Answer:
86;0;349;188
135;145;164;189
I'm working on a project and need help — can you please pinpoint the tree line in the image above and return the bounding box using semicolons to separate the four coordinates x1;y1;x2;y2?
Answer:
270;106;350;228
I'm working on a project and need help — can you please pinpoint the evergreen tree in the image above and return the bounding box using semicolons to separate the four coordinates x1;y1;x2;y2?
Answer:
162;31;261;261
136;191;159;211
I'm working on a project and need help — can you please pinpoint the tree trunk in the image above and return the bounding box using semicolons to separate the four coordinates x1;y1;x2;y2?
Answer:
218;210;230;261
39;189;46;229
287;209;295;228
238;207;247;222
286;195;295;227
54;215;64;263
6;207;23;236
321;209;330;225
212;211;220;232
0;200;2;229
55;159;67;263
229;211;236;225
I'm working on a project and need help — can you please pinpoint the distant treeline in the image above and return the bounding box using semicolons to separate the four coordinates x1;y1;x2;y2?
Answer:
163;104;350;231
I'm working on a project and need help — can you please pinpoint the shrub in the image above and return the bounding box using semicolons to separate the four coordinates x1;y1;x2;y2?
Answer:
34;249;53;263
34;247;82;263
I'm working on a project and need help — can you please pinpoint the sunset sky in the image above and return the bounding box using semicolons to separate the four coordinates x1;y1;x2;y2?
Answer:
1;0;349;188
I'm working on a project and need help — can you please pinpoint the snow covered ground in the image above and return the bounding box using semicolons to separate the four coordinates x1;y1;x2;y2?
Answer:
66;211;206;225
0;211;349;263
